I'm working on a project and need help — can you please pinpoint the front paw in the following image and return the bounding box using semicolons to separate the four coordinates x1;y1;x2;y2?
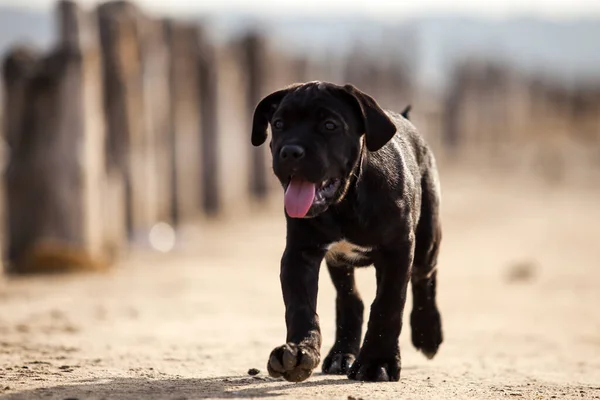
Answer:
411;305;443;360
266;343;320;382
322;351;355;375
347;351;401;382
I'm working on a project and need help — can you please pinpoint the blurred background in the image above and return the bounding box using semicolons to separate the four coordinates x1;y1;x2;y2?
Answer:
0;0;599;398
1;0;599;270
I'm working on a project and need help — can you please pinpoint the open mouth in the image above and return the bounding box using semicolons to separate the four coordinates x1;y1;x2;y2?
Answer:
284;176;341;218
314;178;341;201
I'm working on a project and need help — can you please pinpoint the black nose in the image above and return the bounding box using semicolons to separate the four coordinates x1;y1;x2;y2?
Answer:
279;145;305;162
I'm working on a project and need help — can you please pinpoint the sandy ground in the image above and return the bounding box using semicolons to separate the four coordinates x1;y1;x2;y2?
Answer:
1;171;600;400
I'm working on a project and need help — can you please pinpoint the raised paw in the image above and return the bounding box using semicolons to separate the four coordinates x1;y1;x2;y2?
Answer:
348;354;400;382
410;305;443;359
322;352;355;375
266;343;320;382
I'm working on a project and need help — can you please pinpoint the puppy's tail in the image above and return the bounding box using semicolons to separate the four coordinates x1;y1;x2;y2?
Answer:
401;105;412;120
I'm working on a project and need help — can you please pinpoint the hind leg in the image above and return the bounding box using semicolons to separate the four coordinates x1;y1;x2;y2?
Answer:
411;170;443;359
321;260;364;375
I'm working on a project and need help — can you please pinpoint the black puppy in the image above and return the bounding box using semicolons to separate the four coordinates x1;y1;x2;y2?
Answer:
251;81;443;382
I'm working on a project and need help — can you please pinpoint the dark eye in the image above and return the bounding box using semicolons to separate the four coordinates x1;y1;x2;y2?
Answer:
324;121;337;131
273;119;284;130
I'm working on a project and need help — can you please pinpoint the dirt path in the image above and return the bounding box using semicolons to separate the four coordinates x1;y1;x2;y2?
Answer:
1;172;600;399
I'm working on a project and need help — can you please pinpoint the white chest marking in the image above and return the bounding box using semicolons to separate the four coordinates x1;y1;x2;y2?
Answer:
325;240;372;263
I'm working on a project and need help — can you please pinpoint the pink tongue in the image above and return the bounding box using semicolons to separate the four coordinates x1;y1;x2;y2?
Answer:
284;177;316;218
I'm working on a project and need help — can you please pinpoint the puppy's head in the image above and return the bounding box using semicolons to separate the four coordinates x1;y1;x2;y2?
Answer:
251;81;396;219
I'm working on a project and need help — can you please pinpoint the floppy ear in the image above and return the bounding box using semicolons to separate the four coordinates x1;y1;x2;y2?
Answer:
251;85;300;147
342;84;398;152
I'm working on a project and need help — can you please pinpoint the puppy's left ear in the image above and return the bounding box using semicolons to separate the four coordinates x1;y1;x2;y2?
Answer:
251;84;300;147
342;84;398;152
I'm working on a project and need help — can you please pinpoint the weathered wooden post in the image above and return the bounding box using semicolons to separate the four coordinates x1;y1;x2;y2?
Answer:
443;64;470;158
1;0;111;273
197;33;219;215
343;47;374;94
97;1;160;242
290;56;309;84
164;20;203;225
1;46;38;152
1;45;39;274
138;16;172;227
240;32;269;202
59;0;124;261
570;88;600;144
213;40;252;217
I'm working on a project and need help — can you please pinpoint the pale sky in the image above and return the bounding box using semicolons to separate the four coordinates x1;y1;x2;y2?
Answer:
2;0;600;20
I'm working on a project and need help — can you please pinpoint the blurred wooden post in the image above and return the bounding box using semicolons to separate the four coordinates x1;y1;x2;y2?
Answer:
138;17;172;227
164;20;202;225
443;70;464;156
59;0;123;260
1;0;110;273
240;32;269;201
291;57;308;83
1;46;38;151
97;1;158;242
198;37;219;215
212;41;252;216
343;48;369;92
1;46;39;273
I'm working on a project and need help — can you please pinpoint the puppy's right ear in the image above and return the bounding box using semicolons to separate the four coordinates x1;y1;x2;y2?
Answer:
251;85;299;147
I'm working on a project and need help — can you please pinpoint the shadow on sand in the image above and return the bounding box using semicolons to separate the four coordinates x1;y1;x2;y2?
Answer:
1;373;362;399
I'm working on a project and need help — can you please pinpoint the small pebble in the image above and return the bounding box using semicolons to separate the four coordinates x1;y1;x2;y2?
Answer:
247;368;260;376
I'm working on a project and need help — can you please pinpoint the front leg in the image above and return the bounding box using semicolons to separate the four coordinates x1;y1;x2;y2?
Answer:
348;237;415;382
267;245;326;382
321;261;364;375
